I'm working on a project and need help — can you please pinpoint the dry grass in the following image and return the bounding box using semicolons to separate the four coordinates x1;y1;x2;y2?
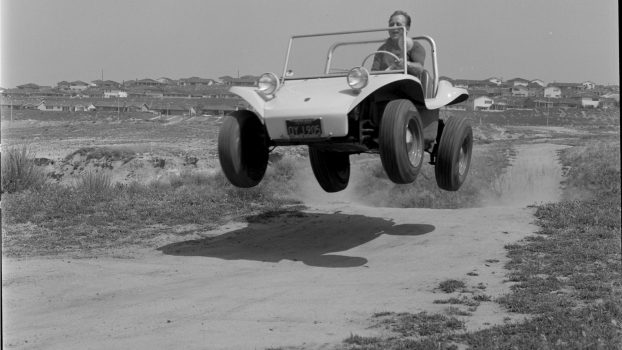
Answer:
1;156;301;257
1;144;47;194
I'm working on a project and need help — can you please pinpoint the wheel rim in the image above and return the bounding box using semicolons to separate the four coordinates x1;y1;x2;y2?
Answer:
458;139;469;176
405;121;422;166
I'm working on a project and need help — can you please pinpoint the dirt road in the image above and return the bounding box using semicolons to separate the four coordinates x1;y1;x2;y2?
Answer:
2;143;567;350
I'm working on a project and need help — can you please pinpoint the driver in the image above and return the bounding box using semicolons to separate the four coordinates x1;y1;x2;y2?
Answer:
372;10;425;76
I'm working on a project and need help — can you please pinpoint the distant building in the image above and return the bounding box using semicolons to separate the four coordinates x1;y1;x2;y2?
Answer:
486;77;503;86
511;86;529;97
103;89;128;98
582;81;596;90
69;81;89;91
127;79;163;87
544;86;562;98
549;82;582;97
580;96;600;108
506;78;530;87
473;95;494;110
219;75;258;87
156;77;177;85
91;80;121;89
178;77;216;87
530;79;545;87
17;83;40;90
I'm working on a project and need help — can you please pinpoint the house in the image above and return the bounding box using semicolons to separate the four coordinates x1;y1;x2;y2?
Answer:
156;77;177;85
599;97;618;109
527;82;543;97
549;82;582;97
446;78;494;90
93;100;128;112
530;79;545;87
219;75;258;87
553;98;579;108
582;81;596;90
533;99;555;109
103;89;128;98
473;96;494;110
544;86;562;98
178;77;216;87
69;81;89;91
147;101;196;116
127;79;163;87
511;86;529;97
600;92;620;103
486;77;503;86
37;100;66;111
91;80;121;89
17;83;40;90
580;96;600;108
57;81;71;90
506;78;530;87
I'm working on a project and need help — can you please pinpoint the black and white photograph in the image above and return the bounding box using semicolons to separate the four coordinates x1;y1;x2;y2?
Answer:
1;0;620;349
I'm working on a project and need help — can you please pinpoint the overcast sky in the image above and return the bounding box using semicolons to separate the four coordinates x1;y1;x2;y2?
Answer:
0;0;618;88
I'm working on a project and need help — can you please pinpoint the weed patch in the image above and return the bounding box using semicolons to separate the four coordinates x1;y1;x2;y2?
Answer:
1;145;47;194
438;279;466;293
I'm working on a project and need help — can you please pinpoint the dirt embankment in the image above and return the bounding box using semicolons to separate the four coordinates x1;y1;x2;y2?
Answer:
2;142;569;350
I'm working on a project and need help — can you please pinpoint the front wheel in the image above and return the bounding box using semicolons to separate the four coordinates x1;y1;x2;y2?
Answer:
309;147;350;193
379;99;425;184
435;116;473;191
218;111;269;188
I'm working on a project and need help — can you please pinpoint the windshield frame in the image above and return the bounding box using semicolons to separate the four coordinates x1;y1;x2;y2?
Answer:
281;27;409;81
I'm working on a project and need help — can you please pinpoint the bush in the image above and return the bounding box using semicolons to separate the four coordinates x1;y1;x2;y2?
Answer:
1;145;47;194
74;170;113;200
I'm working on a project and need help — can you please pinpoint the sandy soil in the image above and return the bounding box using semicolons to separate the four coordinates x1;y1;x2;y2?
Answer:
2;142;568;350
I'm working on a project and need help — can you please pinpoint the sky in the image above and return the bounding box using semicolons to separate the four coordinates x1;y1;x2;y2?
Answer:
0;0;619;88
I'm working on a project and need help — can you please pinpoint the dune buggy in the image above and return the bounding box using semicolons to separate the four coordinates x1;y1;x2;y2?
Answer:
218;26;472;192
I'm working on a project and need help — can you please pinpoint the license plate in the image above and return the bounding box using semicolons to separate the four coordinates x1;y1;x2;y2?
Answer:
286;119;322;138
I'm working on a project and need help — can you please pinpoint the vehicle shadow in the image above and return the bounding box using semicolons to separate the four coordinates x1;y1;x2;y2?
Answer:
158;210;435;268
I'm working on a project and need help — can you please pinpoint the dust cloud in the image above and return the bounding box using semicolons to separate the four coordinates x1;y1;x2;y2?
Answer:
482;143;570;208
284;143;570;209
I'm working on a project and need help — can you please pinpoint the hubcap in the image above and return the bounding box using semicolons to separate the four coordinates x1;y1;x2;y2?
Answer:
458;140;469;176
406;121;422;165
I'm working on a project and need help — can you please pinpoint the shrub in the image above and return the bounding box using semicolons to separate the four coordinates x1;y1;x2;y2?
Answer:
1;145;47;194
74;170;113;197
438;279;466;293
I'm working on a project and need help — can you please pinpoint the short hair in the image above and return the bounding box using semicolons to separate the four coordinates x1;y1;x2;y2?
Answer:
389;10;411;29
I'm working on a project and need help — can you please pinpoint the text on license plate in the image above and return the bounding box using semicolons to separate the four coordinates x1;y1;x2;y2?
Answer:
286;119;322;138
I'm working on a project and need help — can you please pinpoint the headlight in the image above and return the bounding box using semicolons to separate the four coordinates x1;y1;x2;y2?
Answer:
347;67;369;90
257;72;279;95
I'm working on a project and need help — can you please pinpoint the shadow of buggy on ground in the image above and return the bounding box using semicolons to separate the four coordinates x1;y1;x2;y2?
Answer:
158;210;435;268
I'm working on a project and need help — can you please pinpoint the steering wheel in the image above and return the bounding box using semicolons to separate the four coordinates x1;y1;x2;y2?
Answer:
361;50;402;71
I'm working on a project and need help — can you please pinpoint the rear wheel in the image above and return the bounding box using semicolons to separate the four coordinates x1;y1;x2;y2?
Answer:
435;116;473;191
309;147;350;193
379;99;424;184
218;110;269;188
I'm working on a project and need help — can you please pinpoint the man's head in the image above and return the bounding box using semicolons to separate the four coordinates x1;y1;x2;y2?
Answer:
389;10;411;30
388;10;411;41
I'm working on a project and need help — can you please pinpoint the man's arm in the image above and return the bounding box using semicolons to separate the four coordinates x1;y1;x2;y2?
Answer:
407;41;426;76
